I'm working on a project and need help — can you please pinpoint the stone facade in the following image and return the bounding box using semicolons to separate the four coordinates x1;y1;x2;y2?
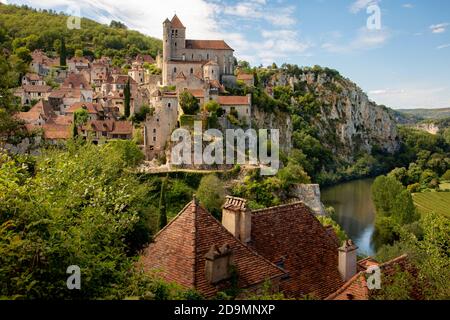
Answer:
161;15;236;87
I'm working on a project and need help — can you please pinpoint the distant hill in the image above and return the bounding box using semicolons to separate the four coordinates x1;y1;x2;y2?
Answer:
394;108;450;121
0;4;162;64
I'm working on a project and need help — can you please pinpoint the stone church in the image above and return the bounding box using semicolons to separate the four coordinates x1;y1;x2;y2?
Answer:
160;15;236;87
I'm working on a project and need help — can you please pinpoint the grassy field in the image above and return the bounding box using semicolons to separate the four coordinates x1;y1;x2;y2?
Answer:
412;192;450;218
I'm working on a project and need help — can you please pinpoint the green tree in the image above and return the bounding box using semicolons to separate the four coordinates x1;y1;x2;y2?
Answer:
197;175;226;219
124;78;131;118
179;91;199;115
158;177;168;230
60;36;66;67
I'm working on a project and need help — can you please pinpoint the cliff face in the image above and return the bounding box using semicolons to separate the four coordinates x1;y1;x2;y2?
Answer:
252;107;293;153
306;72;400;160
255;69;400;162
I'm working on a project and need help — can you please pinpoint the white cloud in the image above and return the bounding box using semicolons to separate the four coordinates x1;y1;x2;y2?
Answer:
402;3;414;9
220;0;296;27
322;27;390;53
430;23;449;34
437;44;450;50
369;86;450;109
349;0;380;14
7;0;306;66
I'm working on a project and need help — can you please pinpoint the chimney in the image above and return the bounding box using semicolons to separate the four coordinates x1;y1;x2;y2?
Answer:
222;196;251;243
338;240;358;282
205;244;233;284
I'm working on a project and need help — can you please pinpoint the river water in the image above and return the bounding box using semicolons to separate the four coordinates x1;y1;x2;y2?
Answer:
321;179;376;256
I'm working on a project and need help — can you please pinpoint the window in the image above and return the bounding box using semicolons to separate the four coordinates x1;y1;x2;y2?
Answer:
190;68;193;74
153;137;156;142
207;53;209;60
102;131;107;137
153;128;156;133
175;42;177;47
174;67;177;73
192;54;194;60
168;103;171;108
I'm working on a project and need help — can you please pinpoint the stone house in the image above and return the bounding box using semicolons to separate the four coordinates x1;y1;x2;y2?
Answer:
30;50;59;76
68;57;90;73
217;94;251;125
16;100;54;126
79;120;133;142
141;196;410;299
143;90;178;159
22;73;45;86
237;72;255;87
15;84;52;105
66;102;104;121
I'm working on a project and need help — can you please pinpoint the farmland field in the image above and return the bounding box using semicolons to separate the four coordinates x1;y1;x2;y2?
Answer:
412;192;450;217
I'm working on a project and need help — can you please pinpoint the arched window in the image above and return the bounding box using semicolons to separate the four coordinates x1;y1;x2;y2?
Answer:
168;103;171;108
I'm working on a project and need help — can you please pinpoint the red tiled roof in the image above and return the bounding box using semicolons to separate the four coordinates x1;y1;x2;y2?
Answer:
67;102;103;114
218;96;249;106
187;89;205;98
249;202;344;299
42;123;71;140
186;40;233;51
237;73;254;81
25;73;41;81
23;85;52;93
81;120;132;135
16;100;54;123
326;254;417;300
171;15;185;29
140;200;285;298
62;73;90;90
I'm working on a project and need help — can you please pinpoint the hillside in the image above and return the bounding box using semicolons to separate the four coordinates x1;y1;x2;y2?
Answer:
395;108;450;121
0;4;162;64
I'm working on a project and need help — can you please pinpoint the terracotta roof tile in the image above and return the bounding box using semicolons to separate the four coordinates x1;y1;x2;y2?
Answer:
249;202;344;299
171;15;185;29
218;96;249;106
67;102;103;114
140;200;285;298
185;40;233;51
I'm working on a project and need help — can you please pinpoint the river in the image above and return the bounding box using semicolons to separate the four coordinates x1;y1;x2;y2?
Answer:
321;179;376;256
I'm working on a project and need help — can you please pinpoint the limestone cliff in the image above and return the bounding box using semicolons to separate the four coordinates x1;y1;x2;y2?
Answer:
255;68;400;162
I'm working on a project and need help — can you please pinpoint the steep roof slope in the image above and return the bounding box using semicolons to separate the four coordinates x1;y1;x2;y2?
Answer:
249;202;344;299
140;200;285;298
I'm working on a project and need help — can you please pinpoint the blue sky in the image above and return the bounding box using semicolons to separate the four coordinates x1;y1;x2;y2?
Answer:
2;0;450;109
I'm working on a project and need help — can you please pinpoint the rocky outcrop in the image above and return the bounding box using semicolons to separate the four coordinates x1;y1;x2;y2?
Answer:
414;122;440;135
290;184;326;216
256;69;400;162
252;107;293;154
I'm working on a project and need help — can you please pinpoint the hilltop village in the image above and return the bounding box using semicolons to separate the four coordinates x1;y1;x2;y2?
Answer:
12;15;253;163
8;16;414;299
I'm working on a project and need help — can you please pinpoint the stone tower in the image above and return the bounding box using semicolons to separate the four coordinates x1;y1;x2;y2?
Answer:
170;15;186;51
162;18;172;86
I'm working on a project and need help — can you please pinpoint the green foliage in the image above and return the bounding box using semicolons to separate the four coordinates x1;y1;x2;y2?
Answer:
376;211;450;300
179;91;200;115
196;175;226;219
317;215;348;243
158;177;168;230
0;5;161;60
124;78;131;118
0;142;160;299
372;175;420;248
131;105;153;123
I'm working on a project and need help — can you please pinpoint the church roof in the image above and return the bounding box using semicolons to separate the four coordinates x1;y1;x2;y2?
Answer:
186;40;233;51
171;15;185;29
140;200;285;298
